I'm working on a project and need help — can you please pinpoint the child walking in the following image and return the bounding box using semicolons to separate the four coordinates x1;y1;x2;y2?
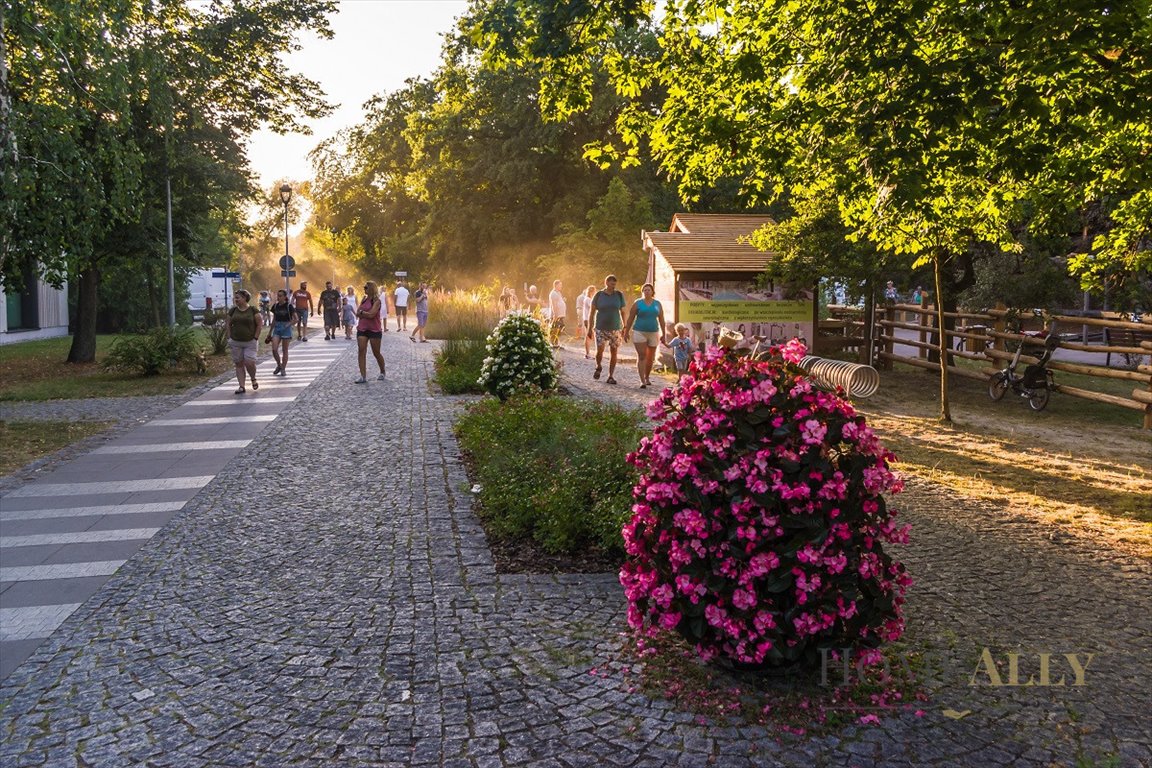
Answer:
669;323;694;382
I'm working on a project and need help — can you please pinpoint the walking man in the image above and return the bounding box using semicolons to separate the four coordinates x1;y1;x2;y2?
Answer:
586;274;627;385
410;282;430;342
319;281;342;340
293;281;314;341
547;279;566;349
393;280;410;332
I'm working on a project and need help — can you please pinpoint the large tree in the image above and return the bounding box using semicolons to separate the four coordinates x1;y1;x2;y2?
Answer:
475;0;1152;422
2;0;335;360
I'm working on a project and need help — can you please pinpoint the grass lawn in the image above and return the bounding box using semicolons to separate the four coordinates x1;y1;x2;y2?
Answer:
0;333;235;401
0;420;115;475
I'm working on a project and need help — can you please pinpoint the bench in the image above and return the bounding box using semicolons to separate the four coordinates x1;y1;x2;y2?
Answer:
1103;326;1152;367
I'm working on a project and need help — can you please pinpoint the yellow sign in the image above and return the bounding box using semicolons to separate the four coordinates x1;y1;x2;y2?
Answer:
680;300;813;323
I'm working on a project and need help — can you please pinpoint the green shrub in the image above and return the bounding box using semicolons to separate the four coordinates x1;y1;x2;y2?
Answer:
455;395;644;555
477;311;558;400
200;309;229;355
434;339;488;394
102;326;204;376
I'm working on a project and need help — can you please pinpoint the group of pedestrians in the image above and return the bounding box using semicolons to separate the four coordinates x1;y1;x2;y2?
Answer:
231;278;431;391
506;274;696;389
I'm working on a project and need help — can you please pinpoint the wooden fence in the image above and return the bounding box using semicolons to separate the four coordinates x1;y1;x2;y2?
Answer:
816;303;1152;429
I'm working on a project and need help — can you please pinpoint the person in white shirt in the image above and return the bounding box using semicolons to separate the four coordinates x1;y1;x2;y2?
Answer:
393;281;410;332
547;279;567;349
576;285;595;358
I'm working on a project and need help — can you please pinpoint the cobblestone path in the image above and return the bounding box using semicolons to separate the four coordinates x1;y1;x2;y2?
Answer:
0;336;1148;767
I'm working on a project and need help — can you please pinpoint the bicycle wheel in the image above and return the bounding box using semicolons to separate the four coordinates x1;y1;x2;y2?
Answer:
1028;386;1050;411
988;373;1008;401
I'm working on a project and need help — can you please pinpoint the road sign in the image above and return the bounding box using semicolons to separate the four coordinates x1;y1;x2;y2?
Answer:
279;255;295;270
394;270;408;277
211;271;241;279
281;270;296;277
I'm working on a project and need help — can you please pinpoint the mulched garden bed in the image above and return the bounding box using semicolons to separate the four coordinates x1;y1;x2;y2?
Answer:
485;532;622;574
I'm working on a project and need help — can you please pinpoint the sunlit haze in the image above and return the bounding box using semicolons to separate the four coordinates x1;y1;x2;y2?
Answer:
245;0;469;190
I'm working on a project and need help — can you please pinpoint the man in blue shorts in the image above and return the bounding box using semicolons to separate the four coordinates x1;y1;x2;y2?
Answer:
293;282;314;341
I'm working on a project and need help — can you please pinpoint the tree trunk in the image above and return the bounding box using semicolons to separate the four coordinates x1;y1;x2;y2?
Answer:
861;278;875;366
933;253;952;423
146;262;160;327
67;266;100;363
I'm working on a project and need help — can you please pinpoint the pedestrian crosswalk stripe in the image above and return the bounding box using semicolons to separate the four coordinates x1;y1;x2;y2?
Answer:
1;528;161;547
0;501;185;521
3;476;214;498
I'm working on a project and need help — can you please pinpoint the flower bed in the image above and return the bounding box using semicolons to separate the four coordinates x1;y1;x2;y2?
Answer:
620;340;911;668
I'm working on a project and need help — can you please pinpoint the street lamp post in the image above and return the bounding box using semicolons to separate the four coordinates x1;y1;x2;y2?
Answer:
280;184;292;293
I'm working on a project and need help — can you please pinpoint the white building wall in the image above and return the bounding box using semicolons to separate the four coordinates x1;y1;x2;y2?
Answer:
0;280;70;345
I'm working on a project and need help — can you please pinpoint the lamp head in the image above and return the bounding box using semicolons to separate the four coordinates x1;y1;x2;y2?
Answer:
279;184;292;204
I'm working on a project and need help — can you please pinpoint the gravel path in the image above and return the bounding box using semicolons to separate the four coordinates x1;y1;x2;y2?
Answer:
0;337;1148;767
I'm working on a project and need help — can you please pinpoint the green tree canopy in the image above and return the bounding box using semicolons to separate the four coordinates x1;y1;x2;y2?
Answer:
2;0;335;359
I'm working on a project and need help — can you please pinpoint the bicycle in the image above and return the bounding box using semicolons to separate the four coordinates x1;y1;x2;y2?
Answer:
987;332;1059;411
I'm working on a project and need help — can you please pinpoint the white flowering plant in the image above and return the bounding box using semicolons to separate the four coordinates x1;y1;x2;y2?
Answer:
477;311;559;400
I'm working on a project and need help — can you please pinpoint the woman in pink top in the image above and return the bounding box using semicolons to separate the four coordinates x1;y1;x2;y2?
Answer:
353;281;387;383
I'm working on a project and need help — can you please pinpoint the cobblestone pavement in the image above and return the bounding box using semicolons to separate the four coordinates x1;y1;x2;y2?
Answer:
1;335;1149;766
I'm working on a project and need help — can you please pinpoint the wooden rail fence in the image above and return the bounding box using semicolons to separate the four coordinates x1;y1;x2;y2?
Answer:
817;303;1152;429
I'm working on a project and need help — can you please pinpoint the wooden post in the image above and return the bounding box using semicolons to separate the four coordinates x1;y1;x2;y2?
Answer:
991;302;1007;360
1144;341;1152;430
883;304;895;370
918;294;929;359
861;279;875;366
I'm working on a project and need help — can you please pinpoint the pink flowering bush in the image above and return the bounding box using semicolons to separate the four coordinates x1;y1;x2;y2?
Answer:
620;340;911;668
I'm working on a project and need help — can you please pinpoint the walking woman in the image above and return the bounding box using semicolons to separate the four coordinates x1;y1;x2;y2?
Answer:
623;283;667;388
353;280;387;383
225;290;263;394
342;285;357;340
265;289;295;376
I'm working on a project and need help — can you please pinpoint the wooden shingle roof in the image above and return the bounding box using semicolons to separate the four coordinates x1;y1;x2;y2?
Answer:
645;214;777;273
670;213;776;235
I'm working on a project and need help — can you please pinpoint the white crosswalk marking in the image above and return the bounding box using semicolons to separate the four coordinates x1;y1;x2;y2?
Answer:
3;476;214;498
0;605;84;642
0;502;185;521
1;528;161;547
1;560;126;582
89;441;252;454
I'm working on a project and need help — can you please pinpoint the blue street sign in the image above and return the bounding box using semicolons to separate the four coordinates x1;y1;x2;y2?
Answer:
279;255;295;270
281;270;297;277
212;271;241;279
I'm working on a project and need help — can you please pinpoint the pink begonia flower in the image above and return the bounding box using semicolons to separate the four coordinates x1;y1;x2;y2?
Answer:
781;338;808;364
673;509;708;538
731;588;758;611
748;551;780;577
671;452;697;478
658;611;682;630
651;583;674;609
753;611;777;635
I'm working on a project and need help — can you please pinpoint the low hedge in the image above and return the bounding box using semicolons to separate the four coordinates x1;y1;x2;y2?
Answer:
455;395;644;555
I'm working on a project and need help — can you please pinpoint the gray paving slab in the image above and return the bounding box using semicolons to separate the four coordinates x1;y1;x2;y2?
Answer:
0;332;1147;768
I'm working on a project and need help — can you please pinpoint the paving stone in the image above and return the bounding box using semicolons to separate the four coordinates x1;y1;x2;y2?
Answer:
0;338;1147;767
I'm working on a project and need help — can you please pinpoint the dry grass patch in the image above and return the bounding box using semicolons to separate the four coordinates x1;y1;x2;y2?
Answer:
0;420;114;475
0;334;233;401
858;366;1152;558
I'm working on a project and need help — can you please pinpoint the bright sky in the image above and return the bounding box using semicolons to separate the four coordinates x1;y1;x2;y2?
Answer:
246;0;469;190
